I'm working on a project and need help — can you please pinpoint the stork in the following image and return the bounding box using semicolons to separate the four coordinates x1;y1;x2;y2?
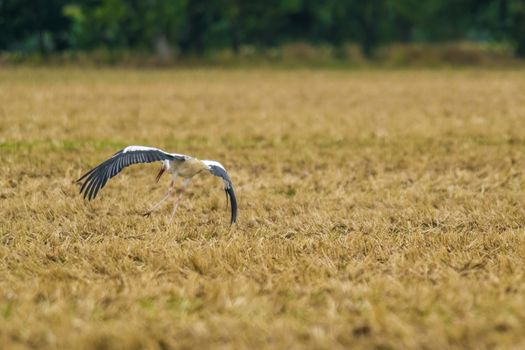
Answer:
76;145;237;224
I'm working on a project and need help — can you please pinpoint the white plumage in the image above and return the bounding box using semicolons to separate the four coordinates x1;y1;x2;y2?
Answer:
77;145;237;224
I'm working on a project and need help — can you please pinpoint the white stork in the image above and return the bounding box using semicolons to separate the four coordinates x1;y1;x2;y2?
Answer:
76;145;237;224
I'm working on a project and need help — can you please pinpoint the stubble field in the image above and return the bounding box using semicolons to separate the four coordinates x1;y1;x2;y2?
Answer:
1;68;525;349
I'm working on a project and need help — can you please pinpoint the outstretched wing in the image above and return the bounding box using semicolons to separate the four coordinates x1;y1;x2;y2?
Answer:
77;146;187;200
203;160;237;224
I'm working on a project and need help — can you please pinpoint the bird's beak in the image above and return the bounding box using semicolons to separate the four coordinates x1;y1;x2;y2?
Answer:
155;166;166;183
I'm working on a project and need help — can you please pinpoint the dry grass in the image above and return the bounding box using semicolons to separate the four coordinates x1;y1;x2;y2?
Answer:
1;68;525;349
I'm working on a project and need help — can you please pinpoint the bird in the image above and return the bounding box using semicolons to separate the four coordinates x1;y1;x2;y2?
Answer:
76;145;237;224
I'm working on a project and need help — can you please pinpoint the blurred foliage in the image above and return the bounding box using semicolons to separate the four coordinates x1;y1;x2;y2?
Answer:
0;0;525;58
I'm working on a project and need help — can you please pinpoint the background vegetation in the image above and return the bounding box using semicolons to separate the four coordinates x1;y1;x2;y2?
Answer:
1;0;525;64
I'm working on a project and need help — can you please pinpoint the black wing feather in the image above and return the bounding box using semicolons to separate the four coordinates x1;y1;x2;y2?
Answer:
77;148;180;200
226;187;237;224
208;164;237;224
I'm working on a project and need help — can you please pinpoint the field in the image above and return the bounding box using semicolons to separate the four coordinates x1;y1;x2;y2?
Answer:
1;68;525;349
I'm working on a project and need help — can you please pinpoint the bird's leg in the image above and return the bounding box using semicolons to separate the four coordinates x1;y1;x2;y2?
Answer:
143;180;175;217
169;178;190;224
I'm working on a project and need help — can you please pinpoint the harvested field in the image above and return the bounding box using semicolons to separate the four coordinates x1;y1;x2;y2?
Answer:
1;68;525;349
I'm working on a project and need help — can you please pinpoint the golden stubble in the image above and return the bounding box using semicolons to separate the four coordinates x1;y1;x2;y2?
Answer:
1;68;525;349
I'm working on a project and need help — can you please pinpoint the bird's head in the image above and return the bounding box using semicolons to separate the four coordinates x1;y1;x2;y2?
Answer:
155;160;170;183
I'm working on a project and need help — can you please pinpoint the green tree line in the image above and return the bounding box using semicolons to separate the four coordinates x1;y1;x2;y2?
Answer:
1;0;525;58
